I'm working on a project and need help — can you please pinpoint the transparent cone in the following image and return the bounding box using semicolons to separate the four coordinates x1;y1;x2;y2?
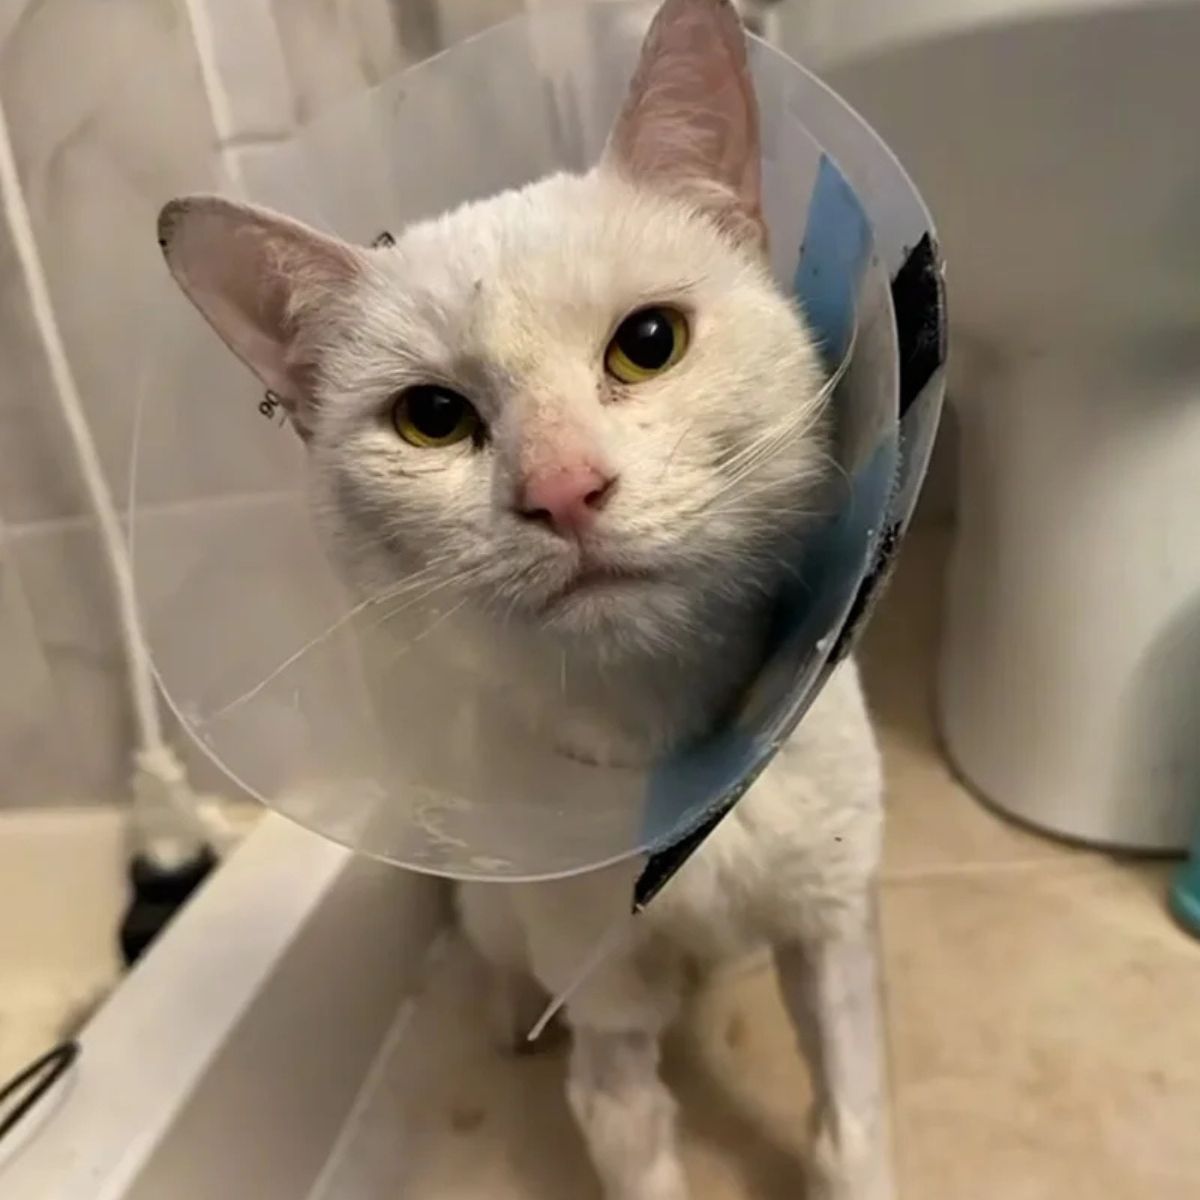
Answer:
131;3;945;881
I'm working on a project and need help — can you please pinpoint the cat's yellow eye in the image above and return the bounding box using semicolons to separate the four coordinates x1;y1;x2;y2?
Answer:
392;386;480;448
605;306;689;384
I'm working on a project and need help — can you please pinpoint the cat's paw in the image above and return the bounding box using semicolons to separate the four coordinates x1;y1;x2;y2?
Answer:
606;1155;689;1200
806;1119;894;1200
806;1154;894;1200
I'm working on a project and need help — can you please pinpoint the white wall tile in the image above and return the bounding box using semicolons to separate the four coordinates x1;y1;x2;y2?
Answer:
0;0;414;809
0;214;88;524
1;507;294;809
434;0;521;46
270;0;406;124
181;0;295;143
132;495;351;812
0;0;227;517
4;520;133;806
0;521;72;805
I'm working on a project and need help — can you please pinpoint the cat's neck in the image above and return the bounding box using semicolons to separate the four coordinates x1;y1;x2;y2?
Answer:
481;600;765;768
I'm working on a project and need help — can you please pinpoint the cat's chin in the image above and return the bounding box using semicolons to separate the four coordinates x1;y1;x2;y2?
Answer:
532;572;673;641
540;564;655;612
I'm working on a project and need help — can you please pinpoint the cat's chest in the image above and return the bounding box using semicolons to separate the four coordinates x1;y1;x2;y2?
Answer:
638;665;884;953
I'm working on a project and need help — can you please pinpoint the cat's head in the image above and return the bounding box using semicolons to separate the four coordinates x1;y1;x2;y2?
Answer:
158;0;826;659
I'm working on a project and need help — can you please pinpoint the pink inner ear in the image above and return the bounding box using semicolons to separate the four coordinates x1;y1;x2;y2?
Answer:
606;0;763;236
191;263;297;401
159;197;360;424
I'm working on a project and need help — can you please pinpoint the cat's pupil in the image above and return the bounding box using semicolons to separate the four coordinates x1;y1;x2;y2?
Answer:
408;388;463;438
616;309;675;369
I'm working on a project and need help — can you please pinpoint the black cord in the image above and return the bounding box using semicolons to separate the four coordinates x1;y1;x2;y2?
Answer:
0;1039;79;1143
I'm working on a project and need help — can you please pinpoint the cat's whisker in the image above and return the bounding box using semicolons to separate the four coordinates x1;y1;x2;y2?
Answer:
701;415;828;514
366;546;489;615
714;397;823;470
810;444;852;493
657;420;695;482
710;470;830;509
704;504;824;524
197;567;455;728
410;595;472;644
373;563;494;634
479;552;567;615
373;594;476;670
361;562;459;631
371;572;459;630
709;409;824;494
713;421;793;477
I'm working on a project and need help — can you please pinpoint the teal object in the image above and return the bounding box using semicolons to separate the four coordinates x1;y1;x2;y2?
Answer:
1170;817;1200;937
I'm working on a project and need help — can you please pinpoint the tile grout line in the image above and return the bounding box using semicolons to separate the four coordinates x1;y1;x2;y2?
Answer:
880;853;1121;886
3;488;302;541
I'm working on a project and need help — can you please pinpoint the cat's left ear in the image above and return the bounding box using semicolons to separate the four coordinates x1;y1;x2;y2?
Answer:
604;0;764;251
157;196;363;438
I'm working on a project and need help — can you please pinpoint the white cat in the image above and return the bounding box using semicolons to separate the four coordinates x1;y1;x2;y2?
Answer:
157;2;892;1198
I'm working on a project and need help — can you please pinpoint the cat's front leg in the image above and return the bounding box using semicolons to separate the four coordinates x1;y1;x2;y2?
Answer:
775;911;894;1200
514;868;689;1200
568;1026;689;1200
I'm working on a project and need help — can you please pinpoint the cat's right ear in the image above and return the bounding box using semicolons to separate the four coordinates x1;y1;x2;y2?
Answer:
157;196;362;438
604;0;764;250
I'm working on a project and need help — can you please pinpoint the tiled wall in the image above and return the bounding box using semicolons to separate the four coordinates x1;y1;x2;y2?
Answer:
0;0;451;808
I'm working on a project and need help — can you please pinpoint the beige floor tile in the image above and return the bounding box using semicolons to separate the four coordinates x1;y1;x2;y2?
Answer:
883;859;1200;1200
860;527;1083;878
319;943;815;1200
320;858;1200;1200
670;959;813;1198
314;938;589;1200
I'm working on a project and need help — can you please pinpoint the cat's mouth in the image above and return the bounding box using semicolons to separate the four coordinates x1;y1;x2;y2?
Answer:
540;562;656;611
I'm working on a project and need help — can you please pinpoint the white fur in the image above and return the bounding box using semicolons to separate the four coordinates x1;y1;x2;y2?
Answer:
459;663;890;1200
312;157;891;1196
305;161;891;1195
304;167;825;767
159;3;892;1195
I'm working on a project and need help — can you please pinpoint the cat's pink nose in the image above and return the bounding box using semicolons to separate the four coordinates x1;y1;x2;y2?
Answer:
516;462;616;537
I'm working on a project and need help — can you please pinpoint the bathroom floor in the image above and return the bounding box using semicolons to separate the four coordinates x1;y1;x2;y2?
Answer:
0;808;125;1086
0;801;258;1090
312;528;1200;1200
